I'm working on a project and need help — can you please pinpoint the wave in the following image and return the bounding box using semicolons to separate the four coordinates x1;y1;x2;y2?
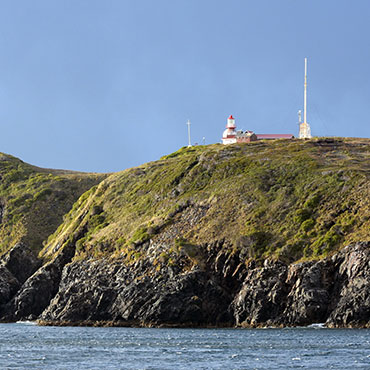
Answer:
307;323;326;329
16;320;37;326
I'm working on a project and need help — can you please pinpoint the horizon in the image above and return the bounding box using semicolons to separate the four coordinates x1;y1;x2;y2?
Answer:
1;1;370;172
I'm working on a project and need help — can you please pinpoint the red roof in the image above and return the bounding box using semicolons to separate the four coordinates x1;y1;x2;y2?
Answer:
256;134;294;140
228;115;234;120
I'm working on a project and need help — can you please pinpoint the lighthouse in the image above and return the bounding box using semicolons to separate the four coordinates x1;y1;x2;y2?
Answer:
222;115;258;144
299;58;312;139
222;115;237;144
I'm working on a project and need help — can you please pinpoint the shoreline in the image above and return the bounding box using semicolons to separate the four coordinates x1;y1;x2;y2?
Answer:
0;319;362;329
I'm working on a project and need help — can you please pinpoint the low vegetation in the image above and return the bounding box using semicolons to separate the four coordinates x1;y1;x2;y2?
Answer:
41;137;370;265
0;153;106;255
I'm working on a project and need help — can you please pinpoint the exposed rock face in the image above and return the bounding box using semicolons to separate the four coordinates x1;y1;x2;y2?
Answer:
41;259;232;326
0;266;20;305
1;243;41;284
0;243;40;306
0;241;369;327
326;243;370;327
0;242;75;321
282;260;335;326
232;259;288;327
232;242;370;328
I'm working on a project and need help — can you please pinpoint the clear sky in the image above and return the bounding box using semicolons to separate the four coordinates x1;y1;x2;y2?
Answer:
0;0;369;172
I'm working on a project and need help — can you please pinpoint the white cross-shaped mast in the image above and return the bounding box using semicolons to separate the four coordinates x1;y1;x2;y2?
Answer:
186;120;192;147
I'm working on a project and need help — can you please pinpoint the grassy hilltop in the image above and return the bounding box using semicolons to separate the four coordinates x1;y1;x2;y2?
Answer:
41;137;370;266
0;152;106;255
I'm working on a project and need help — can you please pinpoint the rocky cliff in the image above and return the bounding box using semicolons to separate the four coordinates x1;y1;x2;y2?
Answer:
0;240;369;327
0;138;369;327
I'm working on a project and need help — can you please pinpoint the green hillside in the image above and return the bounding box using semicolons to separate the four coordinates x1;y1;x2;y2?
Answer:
0;152;106;255
41;137;370;266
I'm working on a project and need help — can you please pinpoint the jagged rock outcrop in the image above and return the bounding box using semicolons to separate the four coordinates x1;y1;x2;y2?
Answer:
1;243;41;284
232;241;370;328
0;243;40;306
232;259;288;327
40;259;232;326
282;259;335;325
326;243;370;327
0;240;369;327
0;242;75;321
0;266;20;305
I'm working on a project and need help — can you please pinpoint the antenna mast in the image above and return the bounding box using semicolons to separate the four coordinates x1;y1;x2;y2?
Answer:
186;120;192;147
299;58;312;139
304;57;307;123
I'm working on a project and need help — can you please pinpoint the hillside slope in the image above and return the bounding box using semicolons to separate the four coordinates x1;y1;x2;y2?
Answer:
0;138;369;328
43;137;369;263
0;152;106;255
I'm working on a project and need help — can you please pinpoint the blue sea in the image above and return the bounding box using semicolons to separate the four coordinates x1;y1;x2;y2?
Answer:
0;323;369;369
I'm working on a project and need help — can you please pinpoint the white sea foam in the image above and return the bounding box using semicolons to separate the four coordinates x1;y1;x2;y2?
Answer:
16;320;37;325
307;323;326;329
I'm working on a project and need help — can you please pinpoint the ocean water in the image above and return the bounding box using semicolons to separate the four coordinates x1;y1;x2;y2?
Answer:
0;323;369;369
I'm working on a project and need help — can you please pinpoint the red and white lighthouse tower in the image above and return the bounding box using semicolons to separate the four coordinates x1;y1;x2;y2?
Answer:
222;115;237;144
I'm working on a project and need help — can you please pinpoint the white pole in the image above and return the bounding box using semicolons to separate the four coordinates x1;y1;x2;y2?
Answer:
304;58;307;123
186;120;192;147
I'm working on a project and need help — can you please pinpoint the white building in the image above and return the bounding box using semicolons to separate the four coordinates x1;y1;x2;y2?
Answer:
222;115;257;144
222;115;237;144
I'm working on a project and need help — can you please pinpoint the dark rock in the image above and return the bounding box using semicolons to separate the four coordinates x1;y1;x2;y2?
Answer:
1;243;41;284
41;259;121;322
232;242;370;327
0;243;41;309
0;266;20;305
2;238;370;328
134;271;232;325
1;242;75;321
282;260;335;326
41;260;233;326
232;259;288;327
326;242;370;327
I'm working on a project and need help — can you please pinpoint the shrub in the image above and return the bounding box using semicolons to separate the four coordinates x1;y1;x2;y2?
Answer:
88;213;108;234
238;228;272;259
312;229;341;256
34;188;53;201
304;194;321;209
301;218;315;232
130;226;149;244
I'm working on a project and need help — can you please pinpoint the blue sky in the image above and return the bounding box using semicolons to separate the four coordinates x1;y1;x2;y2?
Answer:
0;0;369;172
